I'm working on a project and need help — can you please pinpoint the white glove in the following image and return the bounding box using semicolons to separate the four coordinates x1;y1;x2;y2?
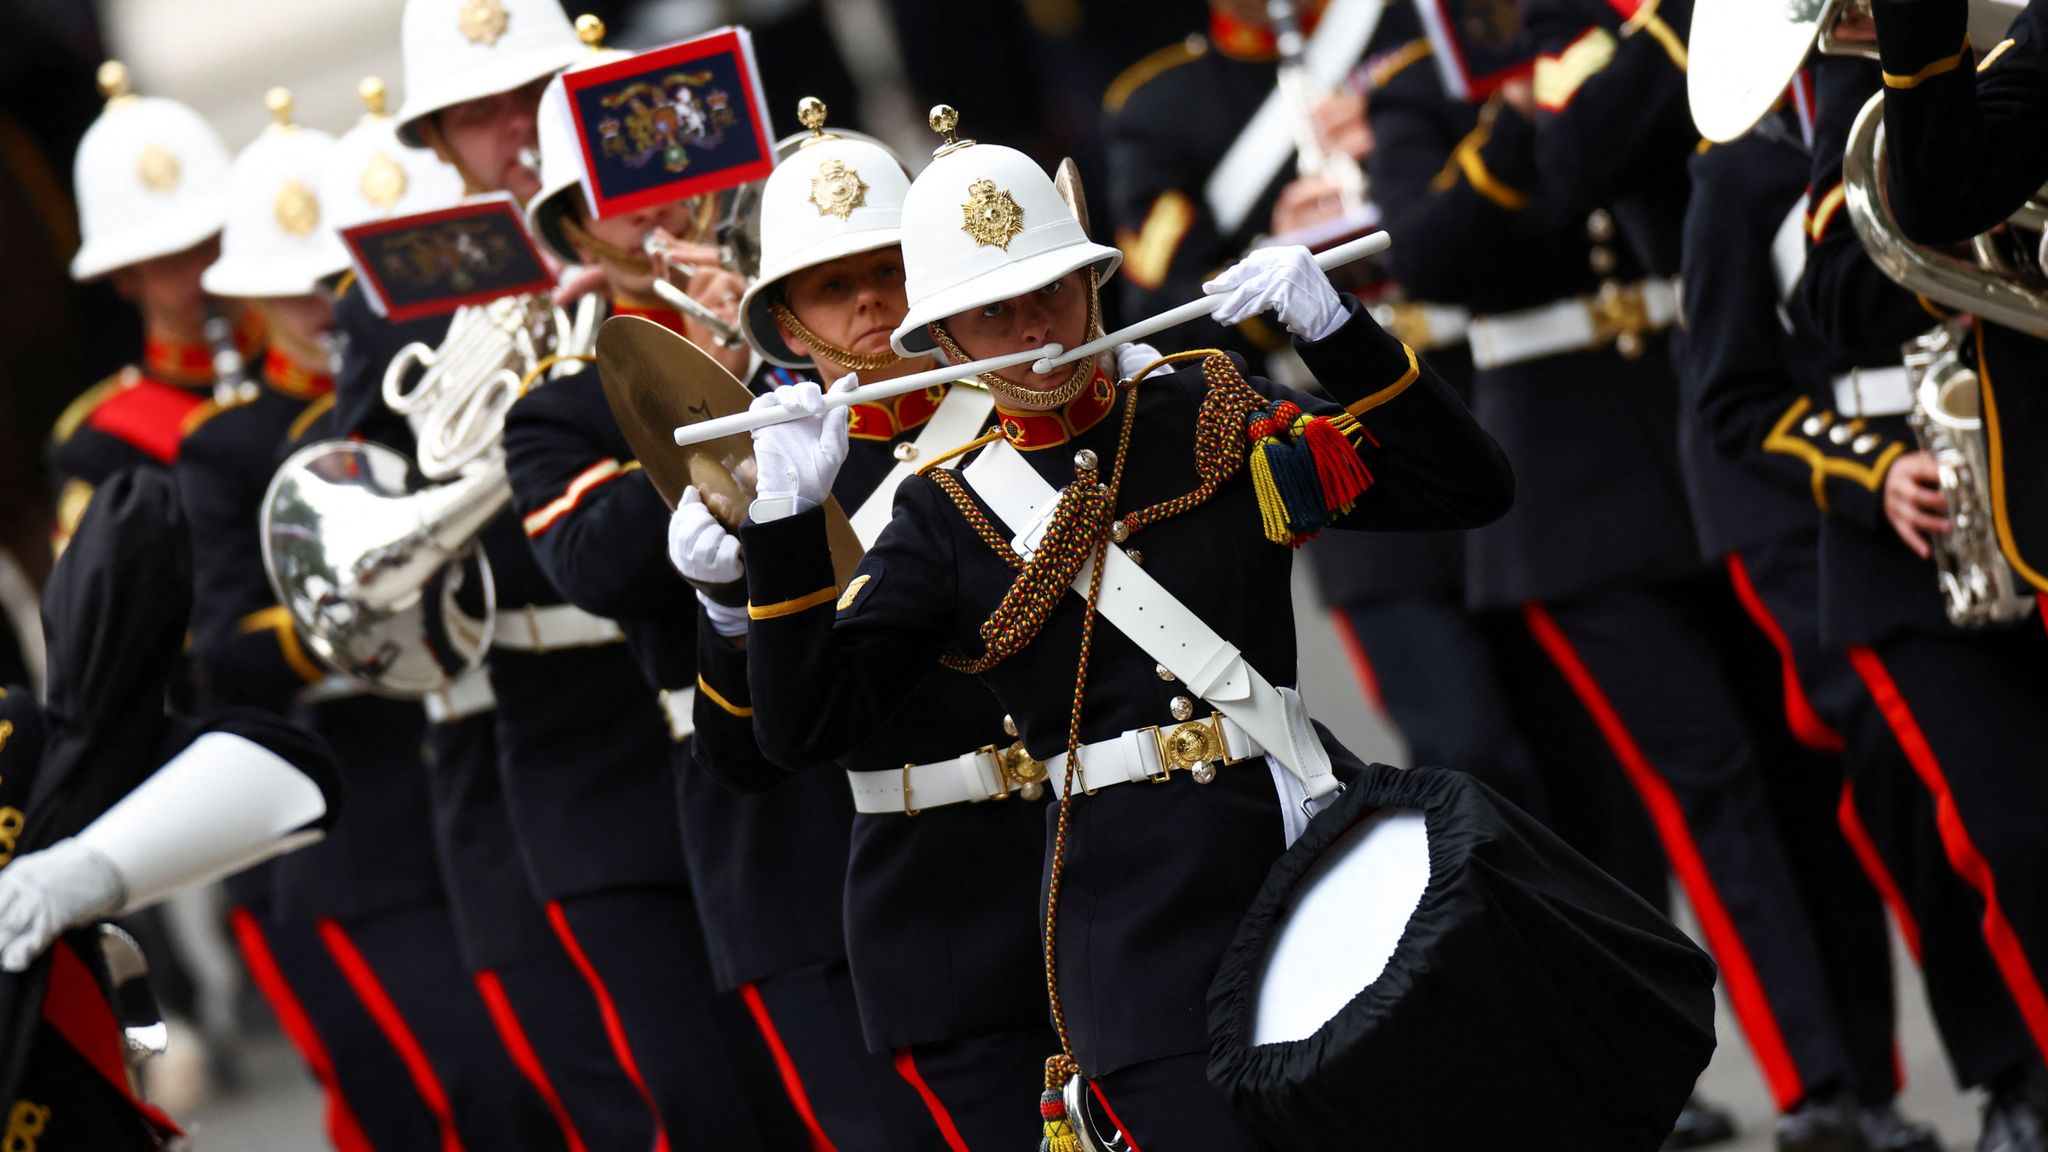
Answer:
1203;245;1348;342
748;375;853;516
1115;341;1167;382
698;594;749;638
0;838;125;972
669;486;744;585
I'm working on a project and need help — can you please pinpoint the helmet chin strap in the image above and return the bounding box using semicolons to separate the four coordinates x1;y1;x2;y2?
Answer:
555;213;655;275
929;276;1103;412
767;297;903;372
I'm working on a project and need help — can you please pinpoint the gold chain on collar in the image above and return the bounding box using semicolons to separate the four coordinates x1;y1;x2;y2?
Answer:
765;297;904;372
927;278;1102;410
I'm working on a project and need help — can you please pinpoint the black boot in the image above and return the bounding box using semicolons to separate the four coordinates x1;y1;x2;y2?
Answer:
1666;1094;1738;1150
1777;1093;1869;1152
1857;1102;1941;1152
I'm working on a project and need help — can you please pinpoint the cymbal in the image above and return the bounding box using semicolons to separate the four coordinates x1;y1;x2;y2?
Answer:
594;314;865;586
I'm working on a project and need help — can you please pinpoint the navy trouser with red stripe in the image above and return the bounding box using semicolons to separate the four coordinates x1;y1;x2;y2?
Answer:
231;907;429;1151
548;885;811;1151
1524;571;1896;1113
1843;621;2048;1088
737;958;1047;1150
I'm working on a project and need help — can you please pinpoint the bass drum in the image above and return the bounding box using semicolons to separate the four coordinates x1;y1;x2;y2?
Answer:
1208;764;1716;1151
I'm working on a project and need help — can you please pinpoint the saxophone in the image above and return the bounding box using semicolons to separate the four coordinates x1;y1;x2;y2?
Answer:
1900;322;2035;627
1841;91;2040;628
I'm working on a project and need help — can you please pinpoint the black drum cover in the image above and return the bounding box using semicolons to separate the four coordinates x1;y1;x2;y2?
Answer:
1208;764;1717;1150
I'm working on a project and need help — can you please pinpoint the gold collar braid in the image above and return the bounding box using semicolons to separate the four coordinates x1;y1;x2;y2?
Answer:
766;297;904;372
927;277;1103;411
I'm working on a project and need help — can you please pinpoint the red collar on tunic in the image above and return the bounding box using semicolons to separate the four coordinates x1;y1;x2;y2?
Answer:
848;383;948;442
1209;5;1323;62
611;300;690;338
992;367;1117;451
261;348;334;398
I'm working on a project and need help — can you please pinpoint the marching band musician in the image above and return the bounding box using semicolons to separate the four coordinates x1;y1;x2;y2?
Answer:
182;88;565;1150
1869;0;2048;604
1385;3;1926;1145
509;71;922;1146
654;100;1065;1146
0;468;338;1150
48;63;261;556
1791;47;2048;1148
1680;90;1946;1152
398;14;811;1148
732;111;1512;1147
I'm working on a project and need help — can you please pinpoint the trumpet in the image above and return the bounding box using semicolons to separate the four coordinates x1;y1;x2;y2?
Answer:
644;233;746;349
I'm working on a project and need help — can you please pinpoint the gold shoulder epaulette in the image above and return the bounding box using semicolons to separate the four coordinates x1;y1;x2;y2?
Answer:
1369;39;1434;91
1105;36;1208;114
51;370;132;445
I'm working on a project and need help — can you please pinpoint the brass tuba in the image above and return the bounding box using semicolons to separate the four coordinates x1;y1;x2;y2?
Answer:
260;292;599;695
1841;89;2041;627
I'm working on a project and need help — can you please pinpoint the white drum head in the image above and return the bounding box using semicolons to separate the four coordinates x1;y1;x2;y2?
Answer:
1250;808;1431;1046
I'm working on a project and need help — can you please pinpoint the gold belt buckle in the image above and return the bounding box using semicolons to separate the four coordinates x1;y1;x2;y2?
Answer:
1147;713;1232;785
986;741;1047;802
1587;280;1652;359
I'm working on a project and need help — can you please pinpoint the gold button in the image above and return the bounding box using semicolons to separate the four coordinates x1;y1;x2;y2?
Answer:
1802;414;1831;437
1191;763;1218;784
1003;713;1018;737
893;442;919;462
1170;696;1195;721
1110;520;1128;543
1155;663;1175;682
1829;423;1855;445
1852;433;1881;454
1586;209;1616;243
1073;448;1099;474
1589;247;1616;275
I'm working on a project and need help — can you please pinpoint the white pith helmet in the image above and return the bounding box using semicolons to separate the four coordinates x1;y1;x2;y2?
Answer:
525;16;629;265
201;89;349;299
322;77;467;233
889;105;1120;358
392;0;583;148
69;61;233;281
738;97;911;367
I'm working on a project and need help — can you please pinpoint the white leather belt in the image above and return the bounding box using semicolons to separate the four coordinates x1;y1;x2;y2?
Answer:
658;687;696;743
1368;300;1471;353
297;675;367;706
1833;365;1914;418
1040;713;1264;799
1467;278;1681;369
846;740;1049;815
423;669;495;723
489;604;623;652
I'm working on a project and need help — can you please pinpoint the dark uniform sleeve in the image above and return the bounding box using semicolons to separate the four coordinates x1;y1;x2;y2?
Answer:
1367;48;1556;302
1795;56;1950;366
1685;136;1904;529
1517;0;1696;222
688;617;789;793
502;380;688;621
1873;0;2048;244
1274;298;1517;530
176;416;324;713
740;482;960;769
1103;42;1284;357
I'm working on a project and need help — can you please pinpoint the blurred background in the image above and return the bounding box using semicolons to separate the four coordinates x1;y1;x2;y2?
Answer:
0;0;1976;1146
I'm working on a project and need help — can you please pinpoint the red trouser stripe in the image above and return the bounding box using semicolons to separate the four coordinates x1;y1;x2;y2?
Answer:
317;919;467;1152
737;982;837;1151
42;938;183;1135
474;971;588;1152
228;909;374;1152
1846;645;2048;1064
1327;607;1387;714
891;1047;971;1152
1087;1079;1145;1152
1523;601;1807;1109
1835;781;1924;963
543;901;672;1152
1725;553;1846;753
